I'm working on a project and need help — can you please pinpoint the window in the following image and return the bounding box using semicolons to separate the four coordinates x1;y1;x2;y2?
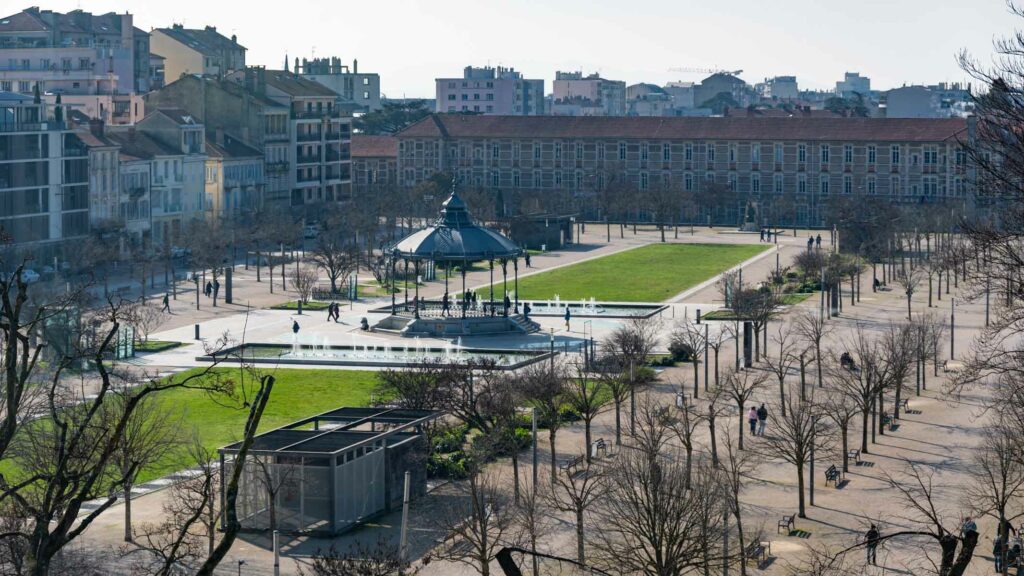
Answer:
473;93;480;100
955;148;966;166
843;145;853;164
820;145;830;163
513;171;520;188
774;143;783;163
492;144;499;159
924;176;938;196
533;144;541;160
752;143;761;163
774;174;784;194
924;146;938;165
461;94;468;101
684;173;693;191
867;145;876;164
447;94;456;101
78;57;90;70
729;144;737;163
363;91;369;100
554;142;562;160
707;143;715;163
556;171;563;187
17;81;29;93
597;143;605;161
890;176;900;195
798;143;807;163
0;81;9;92
685;143;693;162
798;174;807;194
619;142;626;160
20;59;29;70
662;144;671;162
641;143;648;161
955;177;965;196
820;176;830;195
486;105;493;113
363;77;370;85
40;58;49;70
640;172;649;191
891;145;900;165
491;172;499;186
752;173;760;193
867;176;876;195
843;175;852;194
575;143;582;160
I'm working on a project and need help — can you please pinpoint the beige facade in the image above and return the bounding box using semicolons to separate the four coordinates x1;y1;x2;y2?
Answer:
151;25;246;83
395;115;972;227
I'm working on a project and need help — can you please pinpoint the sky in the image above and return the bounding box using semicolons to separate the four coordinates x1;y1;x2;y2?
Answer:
26;0;1021;98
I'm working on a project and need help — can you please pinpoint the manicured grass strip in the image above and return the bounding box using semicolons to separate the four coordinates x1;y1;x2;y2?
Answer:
135;340;185;353
271;300;331;311
780;292;814;305
497;243;769;302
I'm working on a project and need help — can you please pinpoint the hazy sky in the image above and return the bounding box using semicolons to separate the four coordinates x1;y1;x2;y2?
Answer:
30;0;1020;97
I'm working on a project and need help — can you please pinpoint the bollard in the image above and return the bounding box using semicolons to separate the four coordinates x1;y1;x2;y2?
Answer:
194;324;200;341
696;309;701;324
297;300;303;315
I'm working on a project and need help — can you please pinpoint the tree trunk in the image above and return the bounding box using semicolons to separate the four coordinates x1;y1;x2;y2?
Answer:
753;328;760;362
797;462;807;518
708;415;719;467
692;360;699;397
549;429;557;483
737;405;745;450
735;502;748;576
841;427;849;472
779;377;787;417
613;399;622;445
124;481;133;542
861;408;870;453
584;419;593;464
816;344;823;387
576;509;586;564
878;391;886;436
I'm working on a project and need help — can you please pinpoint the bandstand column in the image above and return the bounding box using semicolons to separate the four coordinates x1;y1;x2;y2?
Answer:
489;259;494;317
514;257;519;313
414;260;420;319
390;254;396;315
403;259;409;310
501;259;508;316
461;261;467;319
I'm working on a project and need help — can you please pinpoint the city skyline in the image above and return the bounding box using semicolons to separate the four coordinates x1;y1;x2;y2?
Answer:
25;0;1016;98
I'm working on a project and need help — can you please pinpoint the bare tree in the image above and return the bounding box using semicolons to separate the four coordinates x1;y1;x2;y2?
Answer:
290;265;320;304
794;308;833;389
109;391;183;543
519;363;567;481
964;422;1024;575
670;320;706;398
722;367;767;450
547;457;606;565
434;468;523;576
818;386;861;473
124;301;167;344
514;472;553;576
720;432;761;576
706;323;732;388
565;362;611;464
759;391;832;518
761;323;800;417
894;266;926;321
591;448;729;575
299;536;414;576
308;236;358;295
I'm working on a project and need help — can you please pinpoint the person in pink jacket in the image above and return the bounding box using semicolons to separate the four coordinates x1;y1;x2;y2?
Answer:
747;406;758;435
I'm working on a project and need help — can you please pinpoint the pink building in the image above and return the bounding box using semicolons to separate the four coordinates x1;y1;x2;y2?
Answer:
436;66;543;115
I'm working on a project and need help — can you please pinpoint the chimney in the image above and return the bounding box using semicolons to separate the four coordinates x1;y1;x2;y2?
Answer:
353;59;358;74
89;118;105;137
231;34;237;44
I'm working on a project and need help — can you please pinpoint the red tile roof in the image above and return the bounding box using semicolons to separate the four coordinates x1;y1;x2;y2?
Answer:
398;114;968;143
352;135;397;158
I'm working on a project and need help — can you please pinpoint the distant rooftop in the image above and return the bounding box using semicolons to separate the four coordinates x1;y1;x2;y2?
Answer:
352;134;397;158
153;24;245;56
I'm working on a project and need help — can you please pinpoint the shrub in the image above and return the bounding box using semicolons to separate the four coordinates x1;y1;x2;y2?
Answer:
558;405;581;423
470;426;533;458
668;340;695;362
427;451;471;480
634;366;658;384
430;424;468;453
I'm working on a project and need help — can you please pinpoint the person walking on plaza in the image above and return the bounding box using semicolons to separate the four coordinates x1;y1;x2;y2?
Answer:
327;302;334;321
815;234;822;249
333;302;341;322
995;533;1006;573
204;281;212;298
756;403;768;436
161;294;171;313
525;252;531;268
442;292;450;317
806;236;814;252
747;406;758;435
865;525;880;566
564;307;572;331
213;279;220;301
292;320;300;335
760;228;765;242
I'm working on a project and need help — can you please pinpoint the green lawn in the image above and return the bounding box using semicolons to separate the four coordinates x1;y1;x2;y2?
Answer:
146;367;376;479
496;243;768;302
135;340;185;353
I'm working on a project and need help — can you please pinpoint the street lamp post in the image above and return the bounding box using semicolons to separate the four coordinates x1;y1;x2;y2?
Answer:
950;298;955;359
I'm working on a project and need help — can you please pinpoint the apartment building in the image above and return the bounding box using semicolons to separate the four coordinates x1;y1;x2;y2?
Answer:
436;66;544;115
204;133;265;218
300;56;381;112
151;25;246;83
757;76;799;101
551;71;626;116
0;92;89;257
395;114;971;227
837;72;871;99
351;134;397;194
0;7;149;125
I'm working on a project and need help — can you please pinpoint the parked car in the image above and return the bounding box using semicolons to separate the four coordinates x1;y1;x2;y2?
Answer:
19;269;39;284
39;265;56;280
170;246;191;259
303;224;320;239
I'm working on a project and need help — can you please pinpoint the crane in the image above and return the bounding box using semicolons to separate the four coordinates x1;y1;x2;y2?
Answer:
668;66;744;77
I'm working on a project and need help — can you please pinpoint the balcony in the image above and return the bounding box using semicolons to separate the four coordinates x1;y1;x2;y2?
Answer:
324;132;343;141
297;132;321;143
64;145;88;158
325;150;351;162
296;154;321;165
265;133;289;143
267;161;290;172
297;173;321;184
291;109;345;120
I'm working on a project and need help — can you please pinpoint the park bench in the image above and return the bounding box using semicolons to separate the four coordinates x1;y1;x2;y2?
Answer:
825;464;842;487
559;455;583;474
847;448;861;464
590;438;608;459
881;413;894;431
898;398;910;411
943;360;965;374
777;514;795;534
744;541;770;567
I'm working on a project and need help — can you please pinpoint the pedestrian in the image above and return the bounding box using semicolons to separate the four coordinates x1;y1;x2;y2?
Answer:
213;279;220;300
205;281;212;297
1009;537;1021;571
523;302;531;321
161;293;170;313
806;236;814;252
995;533;1006;573
756;403;768;436
962;517;978;538
815;234;822;249
333;302;341;322
865;524;880;566
564;306;571;331
747;406;758;435
503;294;511;315
760;228;765;242
292;320;300;335
442;292;450;316
327;302;334;321
525;252;532;268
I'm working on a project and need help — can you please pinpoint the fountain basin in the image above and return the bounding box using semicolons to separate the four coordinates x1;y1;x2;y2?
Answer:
198;343;553;370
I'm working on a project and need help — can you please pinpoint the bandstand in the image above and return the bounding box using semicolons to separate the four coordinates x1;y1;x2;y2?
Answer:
375;192;540;337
